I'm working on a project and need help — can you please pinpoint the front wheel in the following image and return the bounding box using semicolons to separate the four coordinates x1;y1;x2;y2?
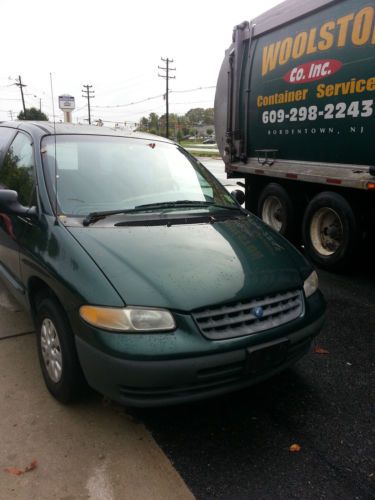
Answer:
36;295;86;403
302;192;358;270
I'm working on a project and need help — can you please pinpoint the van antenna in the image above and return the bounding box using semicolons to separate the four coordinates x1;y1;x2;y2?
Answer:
49;72;58;222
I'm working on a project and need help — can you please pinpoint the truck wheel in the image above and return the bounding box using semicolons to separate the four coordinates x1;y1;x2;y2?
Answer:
36;295;86;403
302;192;358;270
257;183;295;239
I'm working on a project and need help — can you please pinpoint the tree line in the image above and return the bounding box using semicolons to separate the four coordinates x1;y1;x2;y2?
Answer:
14;107;215;142
137;108;214;140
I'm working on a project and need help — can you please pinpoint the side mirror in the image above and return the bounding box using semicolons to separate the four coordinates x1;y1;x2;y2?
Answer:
231;189;245;205
0;190;37;217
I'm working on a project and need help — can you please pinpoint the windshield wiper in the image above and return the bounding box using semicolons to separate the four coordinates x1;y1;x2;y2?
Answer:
134;200;244;211
82;201;245;226
82;208;136;226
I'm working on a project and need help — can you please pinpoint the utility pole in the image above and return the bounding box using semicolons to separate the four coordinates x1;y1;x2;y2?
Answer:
158;57;175;138
15;75;26;114
8;110;13;120
81;84;95;125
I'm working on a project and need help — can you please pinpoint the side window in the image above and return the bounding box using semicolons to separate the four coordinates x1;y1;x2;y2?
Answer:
0;127;16;157
0;132;36;206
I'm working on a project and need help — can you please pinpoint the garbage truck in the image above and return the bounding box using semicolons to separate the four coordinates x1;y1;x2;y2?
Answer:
214;0;375;270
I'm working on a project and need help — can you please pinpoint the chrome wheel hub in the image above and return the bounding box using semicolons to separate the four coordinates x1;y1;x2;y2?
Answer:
40;318;63;383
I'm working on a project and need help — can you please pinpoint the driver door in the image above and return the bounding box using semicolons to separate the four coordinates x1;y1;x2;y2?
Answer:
0;131;36;299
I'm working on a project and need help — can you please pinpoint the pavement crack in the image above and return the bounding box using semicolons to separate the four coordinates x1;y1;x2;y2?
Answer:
0;330;35;341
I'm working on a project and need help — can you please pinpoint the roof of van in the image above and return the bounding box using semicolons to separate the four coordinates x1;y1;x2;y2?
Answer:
0;121;173;143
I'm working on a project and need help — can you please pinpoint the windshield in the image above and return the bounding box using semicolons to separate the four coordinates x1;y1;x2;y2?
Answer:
41;135;237;216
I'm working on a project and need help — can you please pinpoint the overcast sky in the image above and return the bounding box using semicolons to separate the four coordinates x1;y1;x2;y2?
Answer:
1;0;282;125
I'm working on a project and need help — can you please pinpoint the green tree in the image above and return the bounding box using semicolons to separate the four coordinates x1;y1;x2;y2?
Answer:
138;116;149;132
203;108;214;125
206;128;214;136
148;113;159;133
185;108;205;126
17;107;48;121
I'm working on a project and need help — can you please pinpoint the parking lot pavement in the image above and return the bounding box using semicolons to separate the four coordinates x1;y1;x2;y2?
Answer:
0;284;193;500
0;289;34;339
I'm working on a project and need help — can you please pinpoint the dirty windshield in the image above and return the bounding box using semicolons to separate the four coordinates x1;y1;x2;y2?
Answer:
41;135;236;217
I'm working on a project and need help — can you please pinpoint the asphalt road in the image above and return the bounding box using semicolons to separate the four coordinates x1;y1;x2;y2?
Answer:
130;158;375;500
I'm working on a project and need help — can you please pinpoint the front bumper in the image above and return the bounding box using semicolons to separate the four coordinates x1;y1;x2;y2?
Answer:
76;314;325;407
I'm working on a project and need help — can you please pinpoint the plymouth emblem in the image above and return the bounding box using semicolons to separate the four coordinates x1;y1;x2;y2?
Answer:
252;306;264;319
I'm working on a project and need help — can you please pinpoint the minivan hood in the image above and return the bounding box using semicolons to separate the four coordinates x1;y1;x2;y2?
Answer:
67;216;307;311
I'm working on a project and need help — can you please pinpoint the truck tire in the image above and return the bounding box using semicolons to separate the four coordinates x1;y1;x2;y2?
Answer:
302;192;358;270
257;183;296;239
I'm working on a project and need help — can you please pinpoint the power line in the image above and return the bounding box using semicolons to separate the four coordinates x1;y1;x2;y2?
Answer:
170;100;214;105
158;57;176;139
98;105;167;118
92;93;164;109
81;84;95;124
89;85;216;110
171;85;215;94
95;74;150;96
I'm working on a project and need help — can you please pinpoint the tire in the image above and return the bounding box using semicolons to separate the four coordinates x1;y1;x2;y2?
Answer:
35;295;86;403
257;183;296;239
302;192;358;270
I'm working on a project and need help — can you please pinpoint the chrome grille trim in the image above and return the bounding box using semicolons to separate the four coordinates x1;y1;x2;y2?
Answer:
193;289;304;340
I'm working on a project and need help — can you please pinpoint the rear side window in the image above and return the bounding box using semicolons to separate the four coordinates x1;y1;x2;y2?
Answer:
0;132;36;206
0;127;16;157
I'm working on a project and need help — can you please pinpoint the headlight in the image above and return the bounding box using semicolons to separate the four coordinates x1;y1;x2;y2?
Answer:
79;306;176;332
303;271;319;298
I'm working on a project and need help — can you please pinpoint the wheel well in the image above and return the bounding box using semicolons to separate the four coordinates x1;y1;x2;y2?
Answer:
27;277;61;324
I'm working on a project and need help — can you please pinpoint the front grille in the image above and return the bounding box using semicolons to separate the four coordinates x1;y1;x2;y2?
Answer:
192;289;304;340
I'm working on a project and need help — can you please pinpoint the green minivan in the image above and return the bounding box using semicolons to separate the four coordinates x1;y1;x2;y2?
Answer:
0;122;325;406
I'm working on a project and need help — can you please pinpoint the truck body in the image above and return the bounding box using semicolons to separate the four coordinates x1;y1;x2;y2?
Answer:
215;0;375;270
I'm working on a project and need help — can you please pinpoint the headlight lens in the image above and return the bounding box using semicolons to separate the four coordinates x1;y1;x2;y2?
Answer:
79;306;176;332
303;271;319;298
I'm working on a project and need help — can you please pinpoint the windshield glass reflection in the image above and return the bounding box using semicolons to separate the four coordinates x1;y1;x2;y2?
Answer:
41;135;236;216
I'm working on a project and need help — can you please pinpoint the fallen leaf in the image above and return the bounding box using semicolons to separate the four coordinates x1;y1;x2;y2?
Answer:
314;346;329;354
289;443;301;452
24;460;37;473
4;467;23;476
4;459;37;476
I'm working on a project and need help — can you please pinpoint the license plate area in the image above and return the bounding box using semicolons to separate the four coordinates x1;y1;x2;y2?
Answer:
246;338;289;375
